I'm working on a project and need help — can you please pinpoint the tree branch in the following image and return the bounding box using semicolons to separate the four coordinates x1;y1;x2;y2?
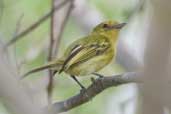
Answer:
47;0;74;104
52;0;74;56
47;0;56;104
49;72;140;113
5;0;74;48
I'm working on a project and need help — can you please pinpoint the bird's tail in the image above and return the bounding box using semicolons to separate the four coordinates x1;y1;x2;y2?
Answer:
21;60;63;79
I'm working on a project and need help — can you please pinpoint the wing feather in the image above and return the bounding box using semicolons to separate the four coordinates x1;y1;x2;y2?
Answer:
63;41;109;71
59;34;111;72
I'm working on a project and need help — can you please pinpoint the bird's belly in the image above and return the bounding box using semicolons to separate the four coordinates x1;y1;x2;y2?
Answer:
65;52;114;76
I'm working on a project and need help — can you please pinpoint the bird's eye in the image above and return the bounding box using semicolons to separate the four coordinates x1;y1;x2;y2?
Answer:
102;24;108;28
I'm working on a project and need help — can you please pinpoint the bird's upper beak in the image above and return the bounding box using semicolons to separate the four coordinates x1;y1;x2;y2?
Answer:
111;23;126;29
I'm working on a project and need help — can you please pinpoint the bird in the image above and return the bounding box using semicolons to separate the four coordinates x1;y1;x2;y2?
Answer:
22;20;126;89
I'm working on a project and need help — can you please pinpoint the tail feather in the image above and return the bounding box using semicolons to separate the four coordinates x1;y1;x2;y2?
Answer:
21;60;63;79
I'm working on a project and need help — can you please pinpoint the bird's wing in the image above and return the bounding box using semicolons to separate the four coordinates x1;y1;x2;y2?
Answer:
60;35;110;72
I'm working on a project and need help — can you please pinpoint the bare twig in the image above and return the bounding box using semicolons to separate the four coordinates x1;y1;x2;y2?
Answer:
47;0;56;104
48;72;140;113
13;14;24;37
13;14;24;74
48;0;56;62
53;0;74;56
5;0;73;48
47;0;74;104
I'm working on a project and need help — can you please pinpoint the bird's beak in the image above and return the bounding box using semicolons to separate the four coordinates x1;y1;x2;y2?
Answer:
111;23;126;29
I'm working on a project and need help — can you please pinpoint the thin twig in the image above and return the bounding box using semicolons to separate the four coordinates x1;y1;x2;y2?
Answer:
47;0;56;104
47;0;75;104
5;0;73;48
13;14;24;75
48;0;55;62
53;0;74;56
46;72;140;113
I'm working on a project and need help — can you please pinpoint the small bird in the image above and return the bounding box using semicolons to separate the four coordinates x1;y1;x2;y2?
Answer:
22;20;126;89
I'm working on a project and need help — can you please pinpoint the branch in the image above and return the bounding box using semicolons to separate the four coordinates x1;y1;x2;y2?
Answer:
13;14;24;74
49;72;140;113
52;0;74;56
47;0;56;104
5;0;74;48
47;0;74;103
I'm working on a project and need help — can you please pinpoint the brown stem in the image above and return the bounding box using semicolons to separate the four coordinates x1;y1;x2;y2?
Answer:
53;1;74;56
5;0;74;48
47;0;75;104
45;72;140;113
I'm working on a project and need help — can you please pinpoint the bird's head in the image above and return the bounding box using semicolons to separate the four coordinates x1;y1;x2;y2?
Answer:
92;20;126;41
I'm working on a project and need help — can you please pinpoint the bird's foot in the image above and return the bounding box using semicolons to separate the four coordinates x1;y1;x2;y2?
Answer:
80;87;89;99
80;86;86;93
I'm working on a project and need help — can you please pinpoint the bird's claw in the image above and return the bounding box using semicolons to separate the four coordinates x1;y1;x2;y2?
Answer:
80;87;89;99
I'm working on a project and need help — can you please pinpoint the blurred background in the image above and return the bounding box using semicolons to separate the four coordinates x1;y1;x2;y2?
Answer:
0;0;147;114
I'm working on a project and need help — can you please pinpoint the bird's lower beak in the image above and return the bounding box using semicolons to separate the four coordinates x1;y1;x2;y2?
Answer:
111;23;126;29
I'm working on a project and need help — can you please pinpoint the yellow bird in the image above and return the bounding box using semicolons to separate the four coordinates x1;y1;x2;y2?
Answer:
22;20;126;89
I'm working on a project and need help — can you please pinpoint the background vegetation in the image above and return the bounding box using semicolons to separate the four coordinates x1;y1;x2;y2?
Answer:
0;0;140;114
